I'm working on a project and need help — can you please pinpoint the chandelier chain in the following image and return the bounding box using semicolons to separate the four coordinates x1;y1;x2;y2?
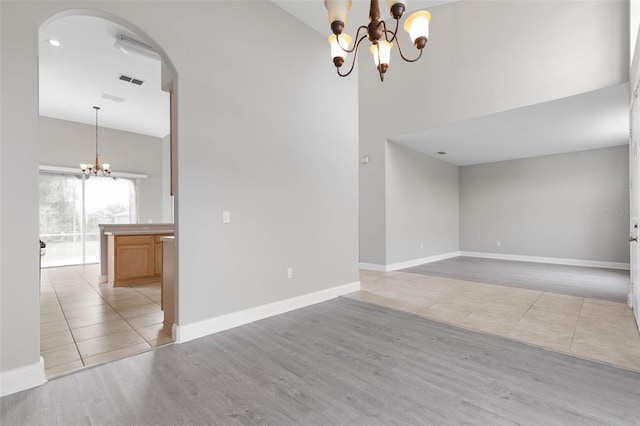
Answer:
80;106;111;177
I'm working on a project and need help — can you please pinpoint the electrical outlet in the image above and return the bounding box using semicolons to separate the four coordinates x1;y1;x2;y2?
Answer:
496;240;501;247
223;211;230;223
287;268;293;278
420;243;424;249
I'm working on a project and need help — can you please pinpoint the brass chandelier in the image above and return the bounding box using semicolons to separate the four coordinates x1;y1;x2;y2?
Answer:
80;106;111;177
325;0;431;81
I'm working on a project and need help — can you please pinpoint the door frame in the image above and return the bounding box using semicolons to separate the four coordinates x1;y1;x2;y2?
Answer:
630;82;640;331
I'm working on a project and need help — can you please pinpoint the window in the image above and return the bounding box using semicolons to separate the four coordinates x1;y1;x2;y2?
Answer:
39;173;83;266
39;171;138;267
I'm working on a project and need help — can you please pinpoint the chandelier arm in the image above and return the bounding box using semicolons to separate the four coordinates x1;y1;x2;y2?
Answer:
337;34;369;77
395;37;424;63
339;25;369;54
381;19;399;43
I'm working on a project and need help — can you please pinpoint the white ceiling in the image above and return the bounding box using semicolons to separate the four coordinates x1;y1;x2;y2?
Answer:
274;0;630;165
38;3;629;165
389;83;630;166
39;15;169;138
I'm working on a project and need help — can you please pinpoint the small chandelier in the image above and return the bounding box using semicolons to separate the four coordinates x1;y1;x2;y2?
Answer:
325;0;431;81
80;106;111;177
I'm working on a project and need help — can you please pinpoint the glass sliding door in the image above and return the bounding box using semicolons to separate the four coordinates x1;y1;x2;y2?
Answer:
39;172;84;267
84;176;137;263
39;171;138;267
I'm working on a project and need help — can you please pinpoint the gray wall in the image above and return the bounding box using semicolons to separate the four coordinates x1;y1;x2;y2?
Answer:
170;1;358;323
1;0;41;376
385;142;459;264
359;0;629;266
38;116;168;224
459;146;630;263
1;0;358;380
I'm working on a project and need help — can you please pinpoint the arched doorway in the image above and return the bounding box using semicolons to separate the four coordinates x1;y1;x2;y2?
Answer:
38;11;178;378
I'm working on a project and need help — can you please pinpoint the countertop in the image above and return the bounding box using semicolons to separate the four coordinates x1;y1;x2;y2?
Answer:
105;230;175;236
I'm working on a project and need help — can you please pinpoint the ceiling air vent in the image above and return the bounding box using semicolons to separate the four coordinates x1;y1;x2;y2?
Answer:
118;74;144;86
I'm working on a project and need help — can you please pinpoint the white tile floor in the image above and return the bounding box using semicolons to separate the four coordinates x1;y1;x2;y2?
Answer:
40;264;173;378
347;270;640;372
41;265;640;378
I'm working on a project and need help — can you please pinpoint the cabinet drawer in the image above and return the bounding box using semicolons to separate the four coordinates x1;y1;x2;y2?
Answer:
116;235;153;246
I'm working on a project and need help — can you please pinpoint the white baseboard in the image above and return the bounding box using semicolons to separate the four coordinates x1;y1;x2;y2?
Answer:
0;357;47;397
173;281;361;344
358;262;389;272
360;251;630;272
98;275;108;284
459;251;630;270
360;251;460;272
172;323;179;342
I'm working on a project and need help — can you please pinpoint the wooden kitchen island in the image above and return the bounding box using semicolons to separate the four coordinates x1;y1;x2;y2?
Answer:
106;230;174;286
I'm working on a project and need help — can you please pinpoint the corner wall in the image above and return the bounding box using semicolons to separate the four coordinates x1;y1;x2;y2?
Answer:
1;0;42;391
459;146;630;264
384;142;459;266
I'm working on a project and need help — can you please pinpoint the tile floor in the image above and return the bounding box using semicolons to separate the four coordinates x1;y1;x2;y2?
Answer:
346;270;640;372
40;264;173;378
41;265;640;378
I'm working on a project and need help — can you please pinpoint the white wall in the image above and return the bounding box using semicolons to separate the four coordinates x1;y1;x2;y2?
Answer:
38;116;167;224
1;0;359;393
1;0;42;386
459;146;630;263
359;0;629;266
162;1;359;324
385;142;459;265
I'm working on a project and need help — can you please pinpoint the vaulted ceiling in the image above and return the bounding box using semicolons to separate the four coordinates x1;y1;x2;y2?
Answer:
38;1;629;164
39;15;169;138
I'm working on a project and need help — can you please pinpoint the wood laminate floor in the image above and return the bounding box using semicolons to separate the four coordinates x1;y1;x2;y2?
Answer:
2;297;639;425
401;257;629;302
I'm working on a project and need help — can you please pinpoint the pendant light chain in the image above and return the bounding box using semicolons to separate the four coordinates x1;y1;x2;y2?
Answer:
80;106;112;177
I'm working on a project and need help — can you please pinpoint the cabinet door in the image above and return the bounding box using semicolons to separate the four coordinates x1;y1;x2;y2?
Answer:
115;235;155;280
154;236;163;276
